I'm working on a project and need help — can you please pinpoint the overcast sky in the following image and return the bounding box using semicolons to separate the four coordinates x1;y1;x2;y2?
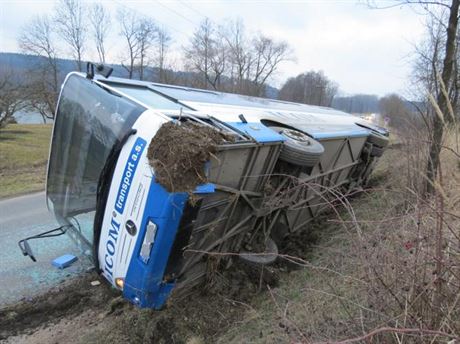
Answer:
0;0;428;96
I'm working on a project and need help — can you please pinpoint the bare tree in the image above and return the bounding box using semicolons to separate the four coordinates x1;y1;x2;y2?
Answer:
89;3;111;64
412;13;446;101
18;14;60;120
250;34;291;96
155;27;171;82
220;19;251;92
54;0;87;71
0;68;26;128
220;21;293;96
184;18;214;88
118;8;139;79
184;18;292;95
136;18;157;80
184;18;226;89
375;1;459;192
279;71;338;106
208;36;227;90
426;0;459;193
117;9;157;80
379;93;422;131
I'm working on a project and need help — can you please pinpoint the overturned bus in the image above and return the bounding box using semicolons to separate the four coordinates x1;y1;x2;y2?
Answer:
38;70;388;309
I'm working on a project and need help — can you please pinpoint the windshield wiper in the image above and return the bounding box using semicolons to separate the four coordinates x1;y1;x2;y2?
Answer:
93;128;137;270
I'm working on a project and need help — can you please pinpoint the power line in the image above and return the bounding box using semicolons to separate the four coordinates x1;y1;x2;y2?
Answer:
178;0;239;33
178;0;222;28
111;0;191;39
156;0;200;27
178;0;208;20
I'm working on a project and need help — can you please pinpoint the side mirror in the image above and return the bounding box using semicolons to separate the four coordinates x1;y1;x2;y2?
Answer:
86;62;113;79
96;64;113;78
18;225;69;262
19;239;36;262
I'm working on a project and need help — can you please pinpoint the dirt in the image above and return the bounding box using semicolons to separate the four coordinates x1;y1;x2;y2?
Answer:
1;309;107;344
147;121;231;194
0;271;118;341
278;221;321;262
0;258;268;343
0;213;359;343
0;253;294;344
0;136;323;343
0;216;335;343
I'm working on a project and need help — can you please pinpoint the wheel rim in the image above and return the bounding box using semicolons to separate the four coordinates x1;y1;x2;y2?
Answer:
281;129;311;144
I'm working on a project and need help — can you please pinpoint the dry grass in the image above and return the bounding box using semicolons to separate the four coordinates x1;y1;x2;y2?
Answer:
0;124;52;198
217;128;460;343
3;124;457;344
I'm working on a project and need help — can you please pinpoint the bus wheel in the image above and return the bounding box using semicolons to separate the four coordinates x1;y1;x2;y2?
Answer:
270;126;324;167
239;237;278;265
370;145;384;157
367;131;389;148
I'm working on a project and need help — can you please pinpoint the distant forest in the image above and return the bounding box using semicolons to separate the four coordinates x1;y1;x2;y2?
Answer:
0;52;402;116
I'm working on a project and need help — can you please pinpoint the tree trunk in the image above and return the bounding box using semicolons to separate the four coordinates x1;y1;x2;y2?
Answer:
77;50;82;72
426;0;459;194
140;54;144;81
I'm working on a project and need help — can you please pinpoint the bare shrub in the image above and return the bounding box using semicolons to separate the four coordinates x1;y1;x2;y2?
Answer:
298;124;460;342
215;119;459;343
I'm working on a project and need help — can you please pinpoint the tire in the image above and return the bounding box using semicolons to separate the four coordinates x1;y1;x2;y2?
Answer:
239;238;278;265
370;145;384;157
367;131;389;148
360;144;371;162
270;126;324;167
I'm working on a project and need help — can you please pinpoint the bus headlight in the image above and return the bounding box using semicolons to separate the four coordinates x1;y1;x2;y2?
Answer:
115;278;124;289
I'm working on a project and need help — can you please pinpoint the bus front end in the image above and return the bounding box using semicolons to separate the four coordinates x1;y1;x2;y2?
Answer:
46;73;189;308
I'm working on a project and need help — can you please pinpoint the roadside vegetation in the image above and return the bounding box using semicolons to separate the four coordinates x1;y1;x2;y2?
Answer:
112;127;458;343
2;126;458;343
0;124;52;198
217;127;460;343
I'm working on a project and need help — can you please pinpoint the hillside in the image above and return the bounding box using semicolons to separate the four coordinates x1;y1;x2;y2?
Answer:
0;52;280;99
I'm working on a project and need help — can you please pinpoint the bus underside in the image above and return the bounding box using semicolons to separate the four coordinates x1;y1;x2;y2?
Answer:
45;72;388;309
154;117;381;302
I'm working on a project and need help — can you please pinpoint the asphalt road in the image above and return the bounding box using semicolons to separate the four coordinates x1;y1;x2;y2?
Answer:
0;192;92;306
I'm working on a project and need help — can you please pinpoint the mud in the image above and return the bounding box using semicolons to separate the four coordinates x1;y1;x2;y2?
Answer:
1;225;324;343
0;271;117;340
140;263;264;343
0;259;280;343
274;217;328;273
147;121;231;194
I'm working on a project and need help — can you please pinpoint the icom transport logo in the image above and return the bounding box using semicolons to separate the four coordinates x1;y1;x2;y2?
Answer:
104;137;146;282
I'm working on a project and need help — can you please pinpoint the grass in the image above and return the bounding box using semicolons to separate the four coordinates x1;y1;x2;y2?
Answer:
216;129;460;343
72;131;458;343
0;124;53;198
74;145;411;344
4;125;458;343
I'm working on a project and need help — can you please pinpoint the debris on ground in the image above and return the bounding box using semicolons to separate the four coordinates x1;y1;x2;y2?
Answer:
147;121;232;194
51;254;78;269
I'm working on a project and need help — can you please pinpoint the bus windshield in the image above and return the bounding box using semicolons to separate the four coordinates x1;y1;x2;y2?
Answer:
46;74;145;248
